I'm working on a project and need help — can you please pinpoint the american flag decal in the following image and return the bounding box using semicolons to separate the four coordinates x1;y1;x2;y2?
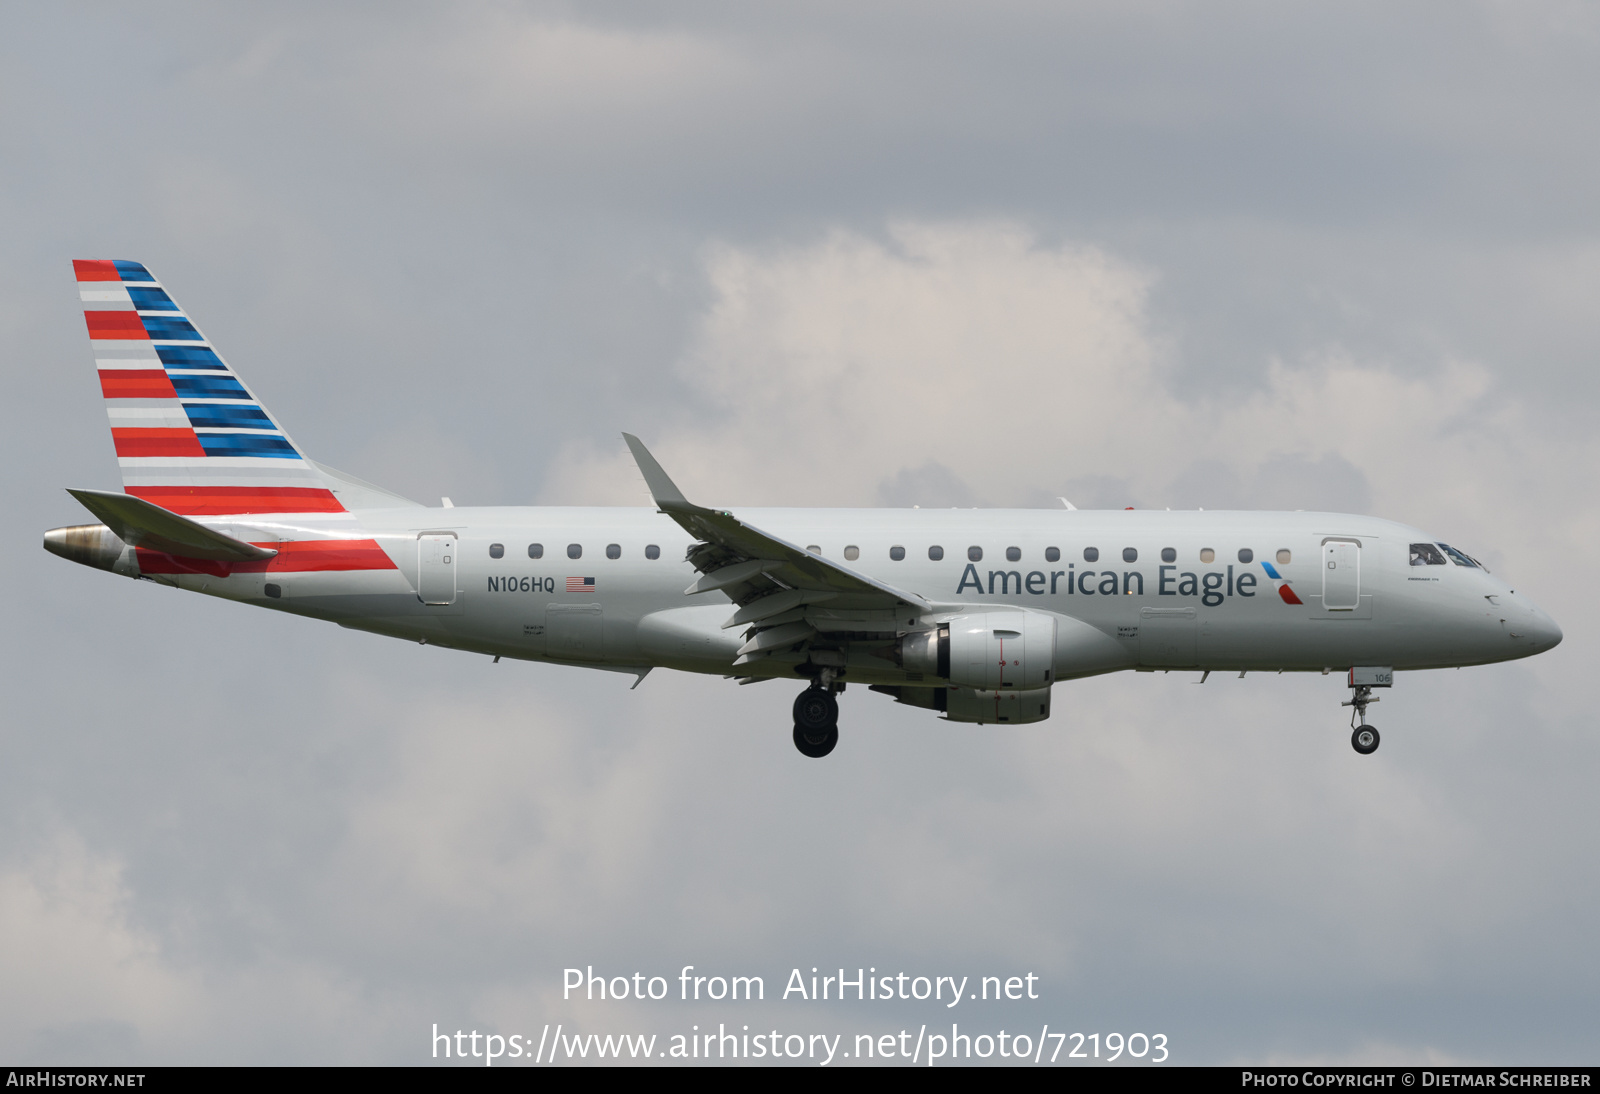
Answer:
566;576;595;592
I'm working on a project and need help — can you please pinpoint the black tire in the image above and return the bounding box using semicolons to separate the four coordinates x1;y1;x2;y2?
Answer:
793;688;839;732
1351;724;1380;755
793;722;838;758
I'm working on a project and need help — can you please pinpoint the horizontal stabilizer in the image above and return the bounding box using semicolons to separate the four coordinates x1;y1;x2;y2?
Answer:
67;488;278;561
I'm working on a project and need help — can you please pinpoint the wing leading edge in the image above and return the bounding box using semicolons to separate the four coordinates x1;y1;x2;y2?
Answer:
622;433;932;666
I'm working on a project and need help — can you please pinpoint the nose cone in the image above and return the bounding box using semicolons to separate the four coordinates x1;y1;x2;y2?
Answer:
1527;603;1563;653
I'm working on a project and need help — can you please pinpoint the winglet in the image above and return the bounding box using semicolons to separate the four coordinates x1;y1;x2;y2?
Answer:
623;433;693;511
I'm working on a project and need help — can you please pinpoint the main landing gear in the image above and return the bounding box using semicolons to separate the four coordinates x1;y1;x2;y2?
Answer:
792;675;842;759
1343;682;1381;755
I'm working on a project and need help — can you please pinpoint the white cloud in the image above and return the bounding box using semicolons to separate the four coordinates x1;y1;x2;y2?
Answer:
548;223;1593;584
547;221;1164;508
0;836;197;1059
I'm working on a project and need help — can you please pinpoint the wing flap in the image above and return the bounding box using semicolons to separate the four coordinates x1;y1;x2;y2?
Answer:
722;589;838;629
735;620;817;657
685;558;784;596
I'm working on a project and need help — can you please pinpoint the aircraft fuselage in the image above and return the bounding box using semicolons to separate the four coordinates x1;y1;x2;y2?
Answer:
69;505;1559;683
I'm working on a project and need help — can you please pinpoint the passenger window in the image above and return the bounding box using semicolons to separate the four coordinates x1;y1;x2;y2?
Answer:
1199;548;1214;563
1045;547;1060;563
1083;547;1099;562
1005;546;1021;562
807;545;821;555
968;546;983;562
889;546;905;561
528;543;543;559
1237;548;1253;563
567;543;582;559
928;545;944;561
645;544;660;560
606;543;621;559
1122;547;1138;563
1437;543;1479;568
1276;549;1291;564
844;545;860;561
489;543;504;559
1160;547;1175;563
1409;543;1446;566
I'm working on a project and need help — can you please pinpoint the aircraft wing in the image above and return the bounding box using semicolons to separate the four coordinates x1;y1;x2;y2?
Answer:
623;434;931;664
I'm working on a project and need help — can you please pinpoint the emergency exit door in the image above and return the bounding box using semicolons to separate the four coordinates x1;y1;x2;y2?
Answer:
1322;539;1360;610
417;533;458;605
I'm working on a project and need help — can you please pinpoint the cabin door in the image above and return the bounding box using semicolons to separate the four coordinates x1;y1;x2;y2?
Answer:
417;534;458;605
1322;539;1361;611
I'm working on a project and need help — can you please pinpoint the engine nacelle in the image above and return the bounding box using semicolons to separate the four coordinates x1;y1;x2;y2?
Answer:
870;684;1053;725
945;685;1051;724
893;611;1055;689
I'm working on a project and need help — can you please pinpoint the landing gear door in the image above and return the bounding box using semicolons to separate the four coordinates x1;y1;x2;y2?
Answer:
1322;539;1360;611
1140;607;1197;667
546;603;603;660
417;533;458;605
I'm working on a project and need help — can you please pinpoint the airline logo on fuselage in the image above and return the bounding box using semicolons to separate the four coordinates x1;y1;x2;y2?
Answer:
955;561;1299;606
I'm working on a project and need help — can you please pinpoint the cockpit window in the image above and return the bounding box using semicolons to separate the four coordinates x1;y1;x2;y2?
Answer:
1438;543;1480;568
1410;543;1447;566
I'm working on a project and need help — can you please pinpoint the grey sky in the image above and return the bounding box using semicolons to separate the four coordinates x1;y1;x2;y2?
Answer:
3;1;1598;1064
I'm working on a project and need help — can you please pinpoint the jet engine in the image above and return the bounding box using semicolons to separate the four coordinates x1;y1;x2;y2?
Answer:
890;610;1056;689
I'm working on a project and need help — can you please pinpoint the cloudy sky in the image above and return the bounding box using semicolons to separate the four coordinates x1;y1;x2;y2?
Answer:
3;1;1598;1065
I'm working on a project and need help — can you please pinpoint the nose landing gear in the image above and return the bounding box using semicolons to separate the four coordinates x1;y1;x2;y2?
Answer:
792;673;842;758
1343;677;1382;755
1340;668;1392;755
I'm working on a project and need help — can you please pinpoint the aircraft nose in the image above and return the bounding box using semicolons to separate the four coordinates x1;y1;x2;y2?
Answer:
1528;605;1563;652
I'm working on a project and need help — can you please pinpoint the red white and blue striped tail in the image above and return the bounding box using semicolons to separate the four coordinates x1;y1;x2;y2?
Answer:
74;259;347;518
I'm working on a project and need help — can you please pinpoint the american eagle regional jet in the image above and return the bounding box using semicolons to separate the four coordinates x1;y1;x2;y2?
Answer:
46;260;1563;757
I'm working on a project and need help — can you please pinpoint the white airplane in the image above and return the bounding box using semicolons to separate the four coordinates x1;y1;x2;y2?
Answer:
46;260;1563;757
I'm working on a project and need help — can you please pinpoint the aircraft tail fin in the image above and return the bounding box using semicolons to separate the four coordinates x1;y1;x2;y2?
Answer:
73;259;373;517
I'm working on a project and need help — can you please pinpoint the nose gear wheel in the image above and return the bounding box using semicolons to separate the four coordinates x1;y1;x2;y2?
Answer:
1342;683;1381;756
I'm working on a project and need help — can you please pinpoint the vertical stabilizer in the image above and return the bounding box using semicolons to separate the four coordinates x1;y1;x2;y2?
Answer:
74;259;346;517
